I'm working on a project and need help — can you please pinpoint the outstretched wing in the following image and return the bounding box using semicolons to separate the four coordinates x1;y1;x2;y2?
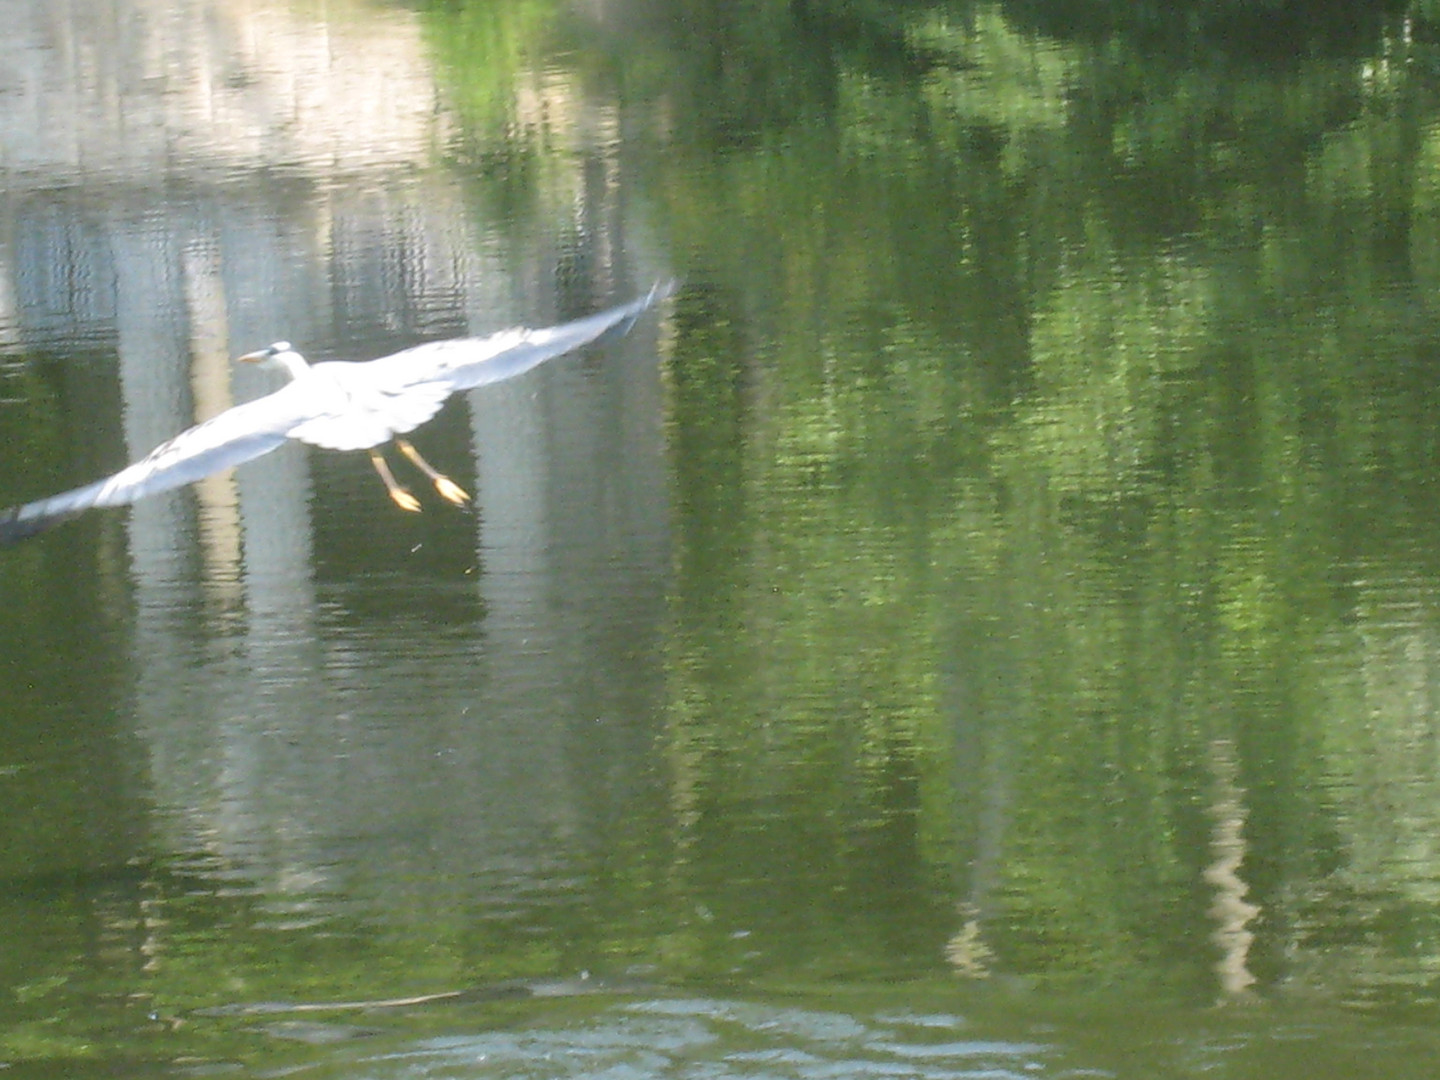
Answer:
358;281;676;401
0;382;317;545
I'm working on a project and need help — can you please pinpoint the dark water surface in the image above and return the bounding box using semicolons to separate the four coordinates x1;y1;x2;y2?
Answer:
4;1;1440;1076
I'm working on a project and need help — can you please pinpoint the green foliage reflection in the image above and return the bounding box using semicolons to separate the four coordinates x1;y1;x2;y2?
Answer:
647;0;1440;1005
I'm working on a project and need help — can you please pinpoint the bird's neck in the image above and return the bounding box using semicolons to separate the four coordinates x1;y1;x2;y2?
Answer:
273;355;312;381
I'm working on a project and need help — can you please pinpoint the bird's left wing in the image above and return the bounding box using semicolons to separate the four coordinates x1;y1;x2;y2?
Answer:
0;382;315;545
362;281;676;395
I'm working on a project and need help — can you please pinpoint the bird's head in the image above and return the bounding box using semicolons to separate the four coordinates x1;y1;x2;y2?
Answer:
237;341;310;381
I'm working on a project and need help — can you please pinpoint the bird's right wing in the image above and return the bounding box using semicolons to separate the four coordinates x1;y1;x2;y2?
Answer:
0;383;315;544
363;281;676;394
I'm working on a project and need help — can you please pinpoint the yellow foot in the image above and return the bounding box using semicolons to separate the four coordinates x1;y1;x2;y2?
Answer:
390;488;423;513
434;477;471;507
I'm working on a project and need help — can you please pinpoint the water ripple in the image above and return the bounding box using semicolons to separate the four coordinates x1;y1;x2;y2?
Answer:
345;997;1050;1080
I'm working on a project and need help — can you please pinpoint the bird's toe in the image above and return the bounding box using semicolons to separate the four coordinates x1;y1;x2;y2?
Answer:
434;478;470;507
390;488;423;513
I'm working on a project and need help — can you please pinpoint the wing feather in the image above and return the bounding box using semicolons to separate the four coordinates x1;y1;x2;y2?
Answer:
0;383;314;544
359;281;675;397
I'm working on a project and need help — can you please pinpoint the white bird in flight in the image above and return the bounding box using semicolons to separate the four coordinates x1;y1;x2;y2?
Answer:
0;282;673;545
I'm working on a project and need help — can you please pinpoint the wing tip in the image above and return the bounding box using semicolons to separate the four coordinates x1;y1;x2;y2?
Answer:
609;278;679;337
0;506;74;546
643;278;680;307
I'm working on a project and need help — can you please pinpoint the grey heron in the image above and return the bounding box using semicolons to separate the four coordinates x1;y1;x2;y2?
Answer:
0;282;673;545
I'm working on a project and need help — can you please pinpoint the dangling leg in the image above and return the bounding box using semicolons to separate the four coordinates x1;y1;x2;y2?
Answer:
368;448;422;512
396;438;470;506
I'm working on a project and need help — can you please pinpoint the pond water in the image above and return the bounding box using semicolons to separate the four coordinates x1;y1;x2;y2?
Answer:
4;1;1440;1077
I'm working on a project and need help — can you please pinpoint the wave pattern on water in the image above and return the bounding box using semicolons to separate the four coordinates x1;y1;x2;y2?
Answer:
346;997;1051;1080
